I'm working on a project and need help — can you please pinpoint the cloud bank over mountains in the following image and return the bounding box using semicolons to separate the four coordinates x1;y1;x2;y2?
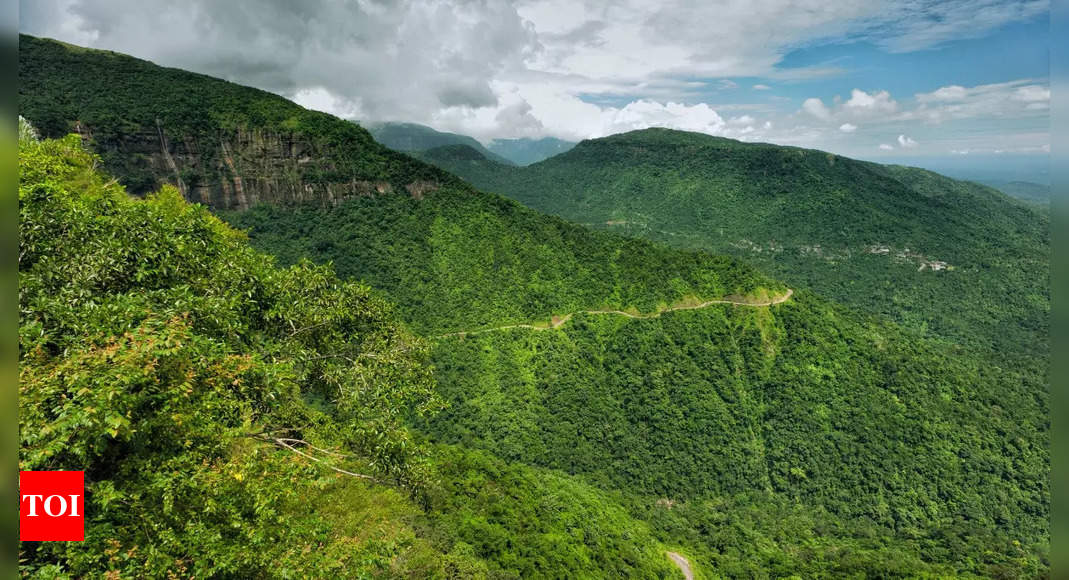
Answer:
20;0;1049;159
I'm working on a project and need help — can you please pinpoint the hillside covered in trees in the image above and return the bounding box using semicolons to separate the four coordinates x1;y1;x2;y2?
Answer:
419;131;1049;366
19;36;1050;577
19;131;687;579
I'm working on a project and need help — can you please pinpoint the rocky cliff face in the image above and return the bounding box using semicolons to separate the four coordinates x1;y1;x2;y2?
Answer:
77;123;431;211
20;34;450;212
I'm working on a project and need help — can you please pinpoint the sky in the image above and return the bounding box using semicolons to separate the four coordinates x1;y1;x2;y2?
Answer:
19;0;1051;180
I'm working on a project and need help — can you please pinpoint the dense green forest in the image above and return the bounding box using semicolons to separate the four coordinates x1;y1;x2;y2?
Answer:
223;155;1049;576
18;133;683;579
423;294;1048;576
418;131;1049;364
18;37;1050;577
233;195;1048;574
222;196;779;336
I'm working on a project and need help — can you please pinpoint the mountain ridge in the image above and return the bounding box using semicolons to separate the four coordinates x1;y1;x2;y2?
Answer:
18;34;460;210
487;136;577;165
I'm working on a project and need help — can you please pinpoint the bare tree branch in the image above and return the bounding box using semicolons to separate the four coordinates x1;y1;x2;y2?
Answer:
287;321;332;338
275;438;348;457
265;437;379;482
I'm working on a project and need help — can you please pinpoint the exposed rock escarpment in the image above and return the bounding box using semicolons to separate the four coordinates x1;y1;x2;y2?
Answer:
76;124;436;211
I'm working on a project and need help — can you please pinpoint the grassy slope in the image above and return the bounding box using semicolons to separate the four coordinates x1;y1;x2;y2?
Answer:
420;131;1049;363
223;196;778;336
19;38;1049;576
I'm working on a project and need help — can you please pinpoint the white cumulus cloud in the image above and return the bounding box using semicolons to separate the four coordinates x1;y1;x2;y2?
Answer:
802;98;833;121
898;134;918;147
911;79;1050;123
843;89;898;116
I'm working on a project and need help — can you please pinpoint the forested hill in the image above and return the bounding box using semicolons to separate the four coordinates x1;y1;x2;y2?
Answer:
419;130;1050;361
17;34;458;210
364;122;575;167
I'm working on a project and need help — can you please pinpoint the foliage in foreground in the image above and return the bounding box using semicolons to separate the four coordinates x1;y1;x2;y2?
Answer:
18;136;680;579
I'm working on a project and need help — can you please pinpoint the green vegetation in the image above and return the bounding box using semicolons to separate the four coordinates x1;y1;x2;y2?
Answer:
980;180;1050;206
420;130;1050;364
223;195;777;336
419;295;1048;576
19;38;1050;577
18;134;681;579
226;151;1049;576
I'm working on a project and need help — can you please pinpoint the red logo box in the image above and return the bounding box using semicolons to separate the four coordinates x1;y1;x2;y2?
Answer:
20;471;85;541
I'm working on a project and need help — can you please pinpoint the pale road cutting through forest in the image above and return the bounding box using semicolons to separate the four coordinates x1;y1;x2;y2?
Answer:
436;288;793;339
667;552;694;580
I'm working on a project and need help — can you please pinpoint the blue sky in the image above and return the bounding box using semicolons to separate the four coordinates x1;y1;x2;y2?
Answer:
20;0;1051;181
775;18;1050;99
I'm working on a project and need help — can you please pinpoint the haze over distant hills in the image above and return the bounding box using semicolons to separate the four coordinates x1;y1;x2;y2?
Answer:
365;121;578;166
487;136;577;165
982;180;1050;205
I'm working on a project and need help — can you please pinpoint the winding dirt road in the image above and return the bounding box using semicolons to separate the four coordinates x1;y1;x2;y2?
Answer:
667;552;693;580
436;289;792;339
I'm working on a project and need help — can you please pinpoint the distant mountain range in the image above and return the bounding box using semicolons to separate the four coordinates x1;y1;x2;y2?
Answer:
982;179;1050;205
363;121;517;166
364;120;577;166
487;136;577;165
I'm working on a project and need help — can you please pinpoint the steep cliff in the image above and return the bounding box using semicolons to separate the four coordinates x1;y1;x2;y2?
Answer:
19;34;451;210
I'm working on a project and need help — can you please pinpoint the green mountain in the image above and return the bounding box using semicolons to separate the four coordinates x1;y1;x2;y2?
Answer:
419;131;1049;363
366;121;516;166
17;35;453;210
487;136;577;165
19;36;1049;577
